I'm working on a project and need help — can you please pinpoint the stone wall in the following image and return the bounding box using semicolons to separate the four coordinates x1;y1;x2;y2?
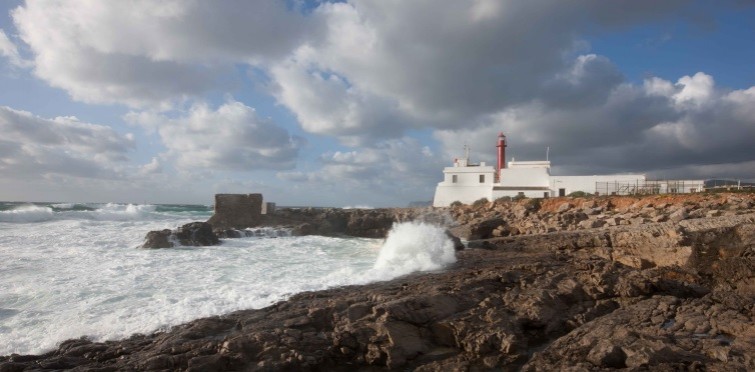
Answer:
206;193;263;230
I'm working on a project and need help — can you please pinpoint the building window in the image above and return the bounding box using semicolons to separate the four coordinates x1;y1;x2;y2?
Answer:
452;175;457;183
479;174;485;183
690;188;696;193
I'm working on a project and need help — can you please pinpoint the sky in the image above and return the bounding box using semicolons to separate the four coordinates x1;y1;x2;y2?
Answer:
0;0;754;207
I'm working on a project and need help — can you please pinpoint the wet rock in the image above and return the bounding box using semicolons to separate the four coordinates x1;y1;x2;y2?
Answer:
176;222;219;246
142;222;219;248
445;230;465;251
142;229;173;248
291;223;316;236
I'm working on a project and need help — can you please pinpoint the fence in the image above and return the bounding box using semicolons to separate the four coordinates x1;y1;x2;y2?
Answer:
595;180;704;196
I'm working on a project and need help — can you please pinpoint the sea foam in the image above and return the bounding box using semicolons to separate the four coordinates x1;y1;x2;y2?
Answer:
0;213;455;356
373;221;456;277
0;205;55;223
323;221;457;286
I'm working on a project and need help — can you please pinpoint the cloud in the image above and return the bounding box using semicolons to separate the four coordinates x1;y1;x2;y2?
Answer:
125;100;304;172
277;137;445;206
264;0;696;144
11;0;312;107
0;105;135;179
0;29;30;68
5;1;755;205
7;0;706;131
269;57;412;146
435;72;755;180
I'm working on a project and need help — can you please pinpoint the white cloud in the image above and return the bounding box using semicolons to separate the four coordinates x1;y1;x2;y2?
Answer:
0;29;30;68
5;0;755;205
673;72;715;108
11;0;311;107
125;100;304;172
269;57;410;145
277;137;445;205
138;157;163;175
265;1;696;144
0;105;134;179
435;72;755;179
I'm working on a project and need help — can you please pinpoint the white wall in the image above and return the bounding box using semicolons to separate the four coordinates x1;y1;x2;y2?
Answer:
499;167;550;188
551;174;646;196
491;189;551;199
433;165;496;206
652;180;705;194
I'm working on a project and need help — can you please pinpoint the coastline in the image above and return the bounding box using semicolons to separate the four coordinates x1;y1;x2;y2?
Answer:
2;193;754;370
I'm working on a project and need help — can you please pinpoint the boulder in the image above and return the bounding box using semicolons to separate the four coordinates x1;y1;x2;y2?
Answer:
142;229;173;248
142;222;219;248
292;223;316;236
176;222;220;246
468;217;505;240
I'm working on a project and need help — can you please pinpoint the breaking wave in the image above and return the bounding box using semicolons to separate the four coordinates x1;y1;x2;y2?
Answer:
322;221;457;286
0;202;211;223
372;221;457;277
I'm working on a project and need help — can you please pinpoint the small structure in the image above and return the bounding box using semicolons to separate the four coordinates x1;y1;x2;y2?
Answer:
262;202;276;215
433;134;704;206
207;193;267;230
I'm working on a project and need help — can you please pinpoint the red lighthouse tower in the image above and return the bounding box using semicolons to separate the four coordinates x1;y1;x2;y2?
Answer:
496;132;507;182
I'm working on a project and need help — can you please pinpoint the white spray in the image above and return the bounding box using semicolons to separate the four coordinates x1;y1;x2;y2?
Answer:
372;221;456;278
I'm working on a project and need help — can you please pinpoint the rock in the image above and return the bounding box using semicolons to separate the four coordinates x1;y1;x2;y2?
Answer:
176;222;220;246
142;222;219;248
669;208;688;222
291;223;316;236
445;231;465;251
586;341;627;368
214;229;242;239
468;217;505;240
260;207;438;238
142;229;173;248
556;203;572;213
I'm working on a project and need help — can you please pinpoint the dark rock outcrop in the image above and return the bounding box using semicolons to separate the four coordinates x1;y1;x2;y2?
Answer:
259;207;448;238
142;222;219;248
445;230;465;251
176;222;220;246
142;206;454;247
142;229;172;249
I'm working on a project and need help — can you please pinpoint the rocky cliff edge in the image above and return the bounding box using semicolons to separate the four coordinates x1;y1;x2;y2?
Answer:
4;193;754;371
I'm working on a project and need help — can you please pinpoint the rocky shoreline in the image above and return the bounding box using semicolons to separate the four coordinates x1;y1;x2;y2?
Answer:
2;193;754;371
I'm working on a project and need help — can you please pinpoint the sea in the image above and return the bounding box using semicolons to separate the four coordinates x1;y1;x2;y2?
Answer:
0;202;456;356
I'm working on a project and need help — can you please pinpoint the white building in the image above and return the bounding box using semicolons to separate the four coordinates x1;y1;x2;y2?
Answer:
432;134;703;207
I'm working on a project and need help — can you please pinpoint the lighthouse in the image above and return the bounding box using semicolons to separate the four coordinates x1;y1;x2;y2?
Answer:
495;132;506;182
432;132;658;207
